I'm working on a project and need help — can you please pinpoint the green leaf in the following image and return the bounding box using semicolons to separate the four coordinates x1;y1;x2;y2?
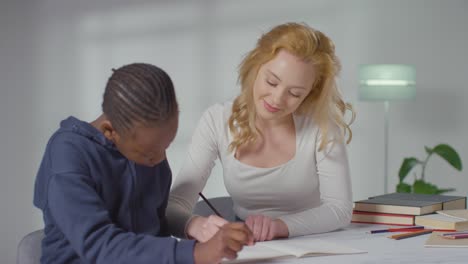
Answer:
434;188;456;194
432;144;463;171
396;182;412;193
413;179;440;194
398;158;420;182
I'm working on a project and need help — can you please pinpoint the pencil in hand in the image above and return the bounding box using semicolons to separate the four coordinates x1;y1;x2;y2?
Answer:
198;192;223;218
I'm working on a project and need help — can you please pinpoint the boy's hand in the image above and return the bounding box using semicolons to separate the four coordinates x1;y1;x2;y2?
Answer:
245;215;289;241
187;215;228;242
193;222;254;264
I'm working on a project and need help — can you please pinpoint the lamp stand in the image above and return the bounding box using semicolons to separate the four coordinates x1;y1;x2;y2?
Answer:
384;101;389;194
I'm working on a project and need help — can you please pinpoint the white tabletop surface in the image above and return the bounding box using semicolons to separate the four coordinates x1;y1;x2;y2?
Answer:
245;223;468;264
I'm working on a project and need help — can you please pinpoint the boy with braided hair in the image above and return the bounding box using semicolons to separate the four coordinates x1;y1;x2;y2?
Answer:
34;63;253;264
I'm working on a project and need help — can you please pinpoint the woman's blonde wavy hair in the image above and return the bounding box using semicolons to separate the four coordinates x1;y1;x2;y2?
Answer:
228;22;355;152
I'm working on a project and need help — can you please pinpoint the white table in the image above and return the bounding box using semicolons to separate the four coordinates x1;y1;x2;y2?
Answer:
248;223;468;263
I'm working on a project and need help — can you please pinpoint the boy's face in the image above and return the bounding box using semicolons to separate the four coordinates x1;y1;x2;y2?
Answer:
114;115;179;167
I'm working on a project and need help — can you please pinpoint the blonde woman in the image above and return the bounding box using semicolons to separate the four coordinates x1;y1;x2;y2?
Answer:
168;22;355;243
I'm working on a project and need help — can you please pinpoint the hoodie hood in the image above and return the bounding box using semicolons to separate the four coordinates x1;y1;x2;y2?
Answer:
33;116;119;209
59;116;116;150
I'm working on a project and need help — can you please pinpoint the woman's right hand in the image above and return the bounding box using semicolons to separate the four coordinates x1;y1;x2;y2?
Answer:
187;215;228;242
193;222;254;264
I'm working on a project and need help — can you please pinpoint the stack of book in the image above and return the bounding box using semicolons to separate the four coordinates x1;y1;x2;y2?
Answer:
352;193;467;228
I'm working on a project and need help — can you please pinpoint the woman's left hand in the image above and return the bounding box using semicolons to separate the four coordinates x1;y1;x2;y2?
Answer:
244;214;289;241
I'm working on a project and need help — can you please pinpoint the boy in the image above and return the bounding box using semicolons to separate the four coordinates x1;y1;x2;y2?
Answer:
33;63;252;263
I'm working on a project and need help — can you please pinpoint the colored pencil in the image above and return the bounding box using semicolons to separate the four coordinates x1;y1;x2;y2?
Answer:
370;226;424;234
389;229;433;240
428;229;457;232
442;231;468;236
443;234;468;239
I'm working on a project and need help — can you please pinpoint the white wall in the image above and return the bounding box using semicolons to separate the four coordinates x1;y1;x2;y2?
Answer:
1;0;468;263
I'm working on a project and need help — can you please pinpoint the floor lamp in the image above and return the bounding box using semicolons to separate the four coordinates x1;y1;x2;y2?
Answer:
359;64;416;193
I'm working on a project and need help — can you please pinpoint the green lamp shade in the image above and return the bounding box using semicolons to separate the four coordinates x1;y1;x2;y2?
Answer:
359;64;416;101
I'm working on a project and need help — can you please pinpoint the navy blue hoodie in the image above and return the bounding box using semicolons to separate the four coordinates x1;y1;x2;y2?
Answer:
33;116;195;264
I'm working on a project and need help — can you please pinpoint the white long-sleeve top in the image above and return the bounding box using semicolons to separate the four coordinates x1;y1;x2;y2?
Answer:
167;102;353;237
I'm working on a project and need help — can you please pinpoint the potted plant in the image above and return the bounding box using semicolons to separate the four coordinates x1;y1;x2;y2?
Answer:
397;143;463;194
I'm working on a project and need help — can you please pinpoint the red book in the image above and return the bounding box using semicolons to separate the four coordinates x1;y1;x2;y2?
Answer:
352;210;415;226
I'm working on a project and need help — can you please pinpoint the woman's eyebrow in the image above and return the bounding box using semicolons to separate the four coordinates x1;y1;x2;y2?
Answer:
266;69;281;81
267;69;306;90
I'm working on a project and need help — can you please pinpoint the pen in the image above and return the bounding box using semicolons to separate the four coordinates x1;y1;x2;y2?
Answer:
389;229;433;240
370;226;424;234
198;192;223;218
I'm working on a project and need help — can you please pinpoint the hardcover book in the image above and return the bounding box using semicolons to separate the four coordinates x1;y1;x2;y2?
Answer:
353;193;466;215
351;210;415;226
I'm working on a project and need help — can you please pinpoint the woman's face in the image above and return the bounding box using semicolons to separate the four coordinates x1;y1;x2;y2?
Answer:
252;49;316;122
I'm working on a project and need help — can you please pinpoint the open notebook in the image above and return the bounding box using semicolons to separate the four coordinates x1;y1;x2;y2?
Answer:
223;236;366;263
